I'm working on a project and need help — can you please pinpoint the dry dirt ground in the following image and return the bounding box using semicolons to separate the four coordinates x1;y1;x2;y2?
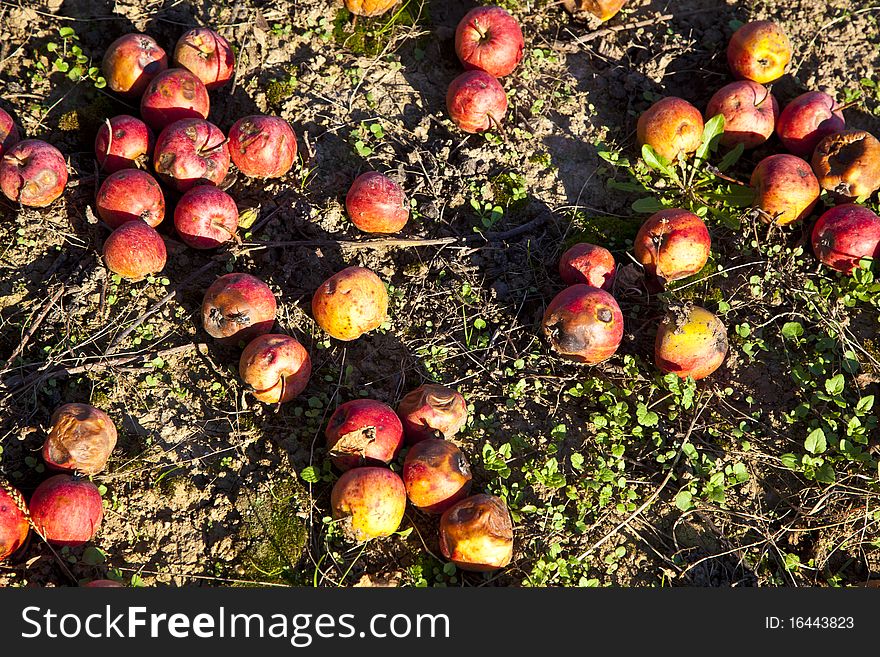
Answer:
0;0;879;587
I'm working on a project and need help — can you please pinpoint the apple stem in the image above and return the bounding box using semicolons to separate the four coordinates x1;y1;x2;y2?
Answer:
833;99;860;112
705;165;749;187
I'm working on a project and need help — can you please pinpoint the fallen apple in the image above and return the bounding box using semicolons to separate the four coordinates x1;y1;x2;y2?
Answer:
705;81;778;149
344;0;399;17
0;107;21;157
228;115;298;179
345;172;409;234
727;20;792;84
94;115;154;173
43;403;118;476
102;220;167;281
397;384;468;444
633;208;711;284
811;129;880;200
561;0;626;21
330;467;407;542
153;118;230;192
28;475;103;547
454;6;524;78
558;243;616;290
403;439;472;514
776;91;846;159
811;204;880;274
655;304;728;380
239;334;312;404
0;483;29;561
0;139;68;207
312;266;388;341
102;33;168;98
326;399;403;471
96;169;165;229
439;494;513;571
173;185;238;249
542;284;624;364
446;70;508;134
750;153;820;226
637;97;704;161
173;27;234;90
140;68;210;132
202;273;277;344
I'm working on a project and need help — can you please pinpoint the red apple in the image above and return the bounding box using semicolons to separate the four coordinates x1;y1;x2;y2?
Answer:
82;580;125;588
140;68;210;132
811;130;880;200
239;334;312;404
345;172;409;234
446;70;508;134
228;115;297;179
751;154;820;226
29;475;103;547
637;97;704;161
0;484;29;561
311;266;388;341
542;285;623;364
655;304;728;380
776;92;846;159
173;27;235;90
397;384;468;444
633;208;711;284
0;139;68;207
326;399;403;471
96;169;165;229
727;20;792;84
173;185;238;249
439;494;513;571
102;33;168;98
0;107;20;157
454;6;524;78
94;115;154;173
811;204;880;274
330;467;407;542
102;220;167;281
561;0;626;21
202;273;277;344
403;439;472;514
42;403;118;476
705;81;778;149
153;118;230;192
558;243;616;289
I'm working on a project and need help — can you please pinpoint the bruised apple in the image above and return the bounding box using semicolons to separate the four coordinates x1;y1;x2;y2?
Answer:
239;334;311;404
637;97;704;162
326;399;403;471
446;70;508;134
705;81;778;149
558;243;615;290
633;208;710;283
454;6;524;78
811;130;880;200
173;28;235;90
202;273;277;344
561;0;626;21
0;483;29;561
102;33;168;98
330;467;407;542
776;92;846;159
43;403;117;476
0;139;68;207
228;115;297;179
750;154;820;226
29;475;103;547
655;304;728;380
95;115;154;173
312;266;388;341
345;172;409;234
439;494;513;571
811;204;880;274
403;439;472;514
542;285;623;364
102;220;166;281
397;384;468;444
96;169;165;229
140;68;210;132
153;118;230;192
173;185;238;249
0;107;20;157
727;20;792;84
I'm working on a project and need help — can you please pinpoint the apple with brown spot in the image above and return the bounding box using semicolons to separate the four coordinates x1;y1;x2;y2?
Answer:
750;154;820;226
96;169;165;229
397;384;468;444
0;484;29;561
228;115;298;179
330;467;407;542
102;33;168;98
637;97;704;161
439;494;513;571
43;403;118;476
153;118;230;192
811;129;880;200
727;20;792;84
403;439;472;514
0;139;68;207
705;81;778;149
173;27;234;90
447;70;508;134
29;475;103;547
558;243;616;289
542;285;623;364
0;107;20;157
239;334;311;404
655;304;728;380
202;273;277;345
345;172;409;234
102;220;167;281
326;399;403;471
173;185;238;249
633;208;710;284
811;204;880;274
95;115;154;173
312;266;388;341
140;68;210;132
454;6;524;78
776;91;846;159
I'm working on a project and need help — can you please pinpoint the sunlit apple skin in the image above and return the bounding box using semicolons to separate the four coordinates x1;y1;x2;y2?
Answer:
201;273;277;345
344;0;399;17
0;107;21;157
96;169;165;229
655;305;728;380
811;204;880;274
0;139;68;207
326;399;404;471
727;20;792;84
811;130;880;200
446;70;508;134
439;494;513;572
633;208;711;283
330;467;407;542
705;81;778;149
102;33;168;98
311;266;389;341
173;28;235;90
94;115;155;173
561;0;626;21
403;439;473;514
42;403;118;476
397;384;468;445
140;68;210;133
558;243;616;290
542;285;624;364
239;334;311;404
345;172;409;234
776;92;846;159
750;154;820;226
153;118;230;192
0;484;29;561
228;115;298;179
102;221;167;281
454;6;524;78
28;475;103;548
637;97;704;161
173;185;238;249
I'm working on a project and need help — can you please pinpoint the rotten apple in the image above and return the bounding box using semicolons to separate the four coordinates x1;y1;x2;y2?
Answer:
312;266;388;341
0;107;20;157
0;139;68;207
94;115;154;174
446;70;508;134
750;153;820;226
345;172;409;234
43;403;118;476
727;20;792;84
637;97;704;161
0;483;29;561
102;220;167;281
330;467;407;542
228;115;298;179
811;129;880;200
173;27;234;90
403;439;472;514
173;185;238;249
326;399;403;471
239;333;312;404
28;475;103;547
811;204;880;274
140;68;210;132
202;272;277;344
655;304;728;380
633;208;711;283
542;284;623;364
705;81;778;149
102;33;168;98
439;494;513;572
96;169;165;229
455;6;524;78
153;118;230;192
776;91;846;159
397;384;468;444
558;243;616;290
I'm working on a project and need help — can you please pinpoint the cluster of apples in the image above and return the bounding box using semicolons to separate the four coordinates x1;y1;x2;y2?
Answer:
325;384;514;572
637;20;880;275
0;403;117;563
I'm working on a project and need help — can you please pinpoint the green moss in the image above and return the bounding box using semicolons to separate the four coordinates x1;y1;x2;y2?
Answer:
333;0;427;56
58;95;114;135
568;212;642;248
862;338;880;374
491;172;528;209
58;110;79;131
665;257;724;305
265;73;298;108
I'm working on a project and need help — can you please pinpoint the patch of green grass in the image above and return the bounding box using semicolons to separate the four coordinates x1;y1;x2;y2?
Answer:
333;0;427;57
